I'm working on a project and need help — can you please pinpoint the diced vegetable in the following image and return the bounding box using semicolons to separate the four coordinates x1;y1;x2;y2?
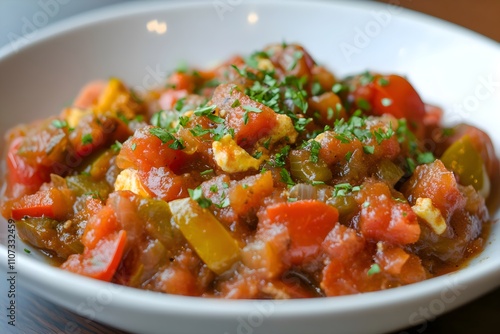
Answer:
116;126;187;172
210;84;279;148
62;229;127;281
168;198;240;275
16;218;83;258
265;200;339;265
441;135;490;197
289;149;332;183
356;180;420;245
12;188;74;220
229;171;274;215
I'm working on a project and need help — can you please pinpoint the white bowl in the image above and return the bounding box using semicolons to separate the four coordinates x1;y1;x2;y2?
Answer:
0;1;499;333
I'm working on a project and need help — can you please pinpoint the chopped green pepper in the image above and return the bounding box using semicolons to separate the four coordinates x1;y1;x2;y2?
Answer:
440;135;487;193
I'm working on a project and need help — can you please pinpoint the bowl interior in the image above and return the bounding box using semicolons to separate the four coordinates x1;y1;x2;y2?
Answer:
0;1;499;333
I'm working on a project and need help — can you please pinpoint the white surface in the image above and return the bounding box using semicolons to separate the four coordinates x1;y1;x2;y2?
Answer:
0;1;499;334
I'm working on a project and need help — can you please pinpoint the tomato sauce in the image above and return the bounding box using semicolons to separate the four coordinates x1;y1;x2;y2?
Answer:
1;43;498;299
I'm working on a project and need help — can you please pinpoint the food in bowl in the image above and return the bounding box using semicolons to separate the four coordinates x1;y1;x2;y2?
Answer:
1;43;498;298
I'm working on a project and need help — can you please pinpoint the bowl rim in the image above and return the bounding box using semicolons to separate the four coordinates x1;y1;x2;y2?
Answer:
0;0;499;320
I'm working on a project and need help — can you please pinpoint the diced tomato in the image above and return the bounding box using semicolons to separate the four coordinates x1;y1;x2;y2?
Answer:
11;188;74;220
69;114;131;158
73;80;106;109
423;104;443;127
81;206;119;249
266;43;315;78
322;224;365;262
402;160;465;221
6;137;50;199
61;229;127;282
316;131;363;165
116;126;187;172
356;180;420;245
308;92;347;126
210;84;278;148
139;167;190;202
375;244;410;276
167;72;196;92
349;74;425;136
265;200;338;265
158;89;188;110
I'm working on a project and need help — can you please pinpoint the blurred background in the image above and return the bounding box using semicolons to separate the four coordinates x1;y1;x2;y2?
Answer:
1;0;499;51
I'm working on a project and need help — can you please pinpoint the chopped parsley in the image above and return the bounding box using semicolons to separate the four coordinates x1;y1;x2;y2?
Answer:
416;152;435;164
82;134;93;145
52;119;67;129
280;168;295;186
272;145;290;167
367;263;381;276
231;99;241;108
151;110;177;128
253;151;263;159
200;169;214;176
345;151;353;161
111;140;123;153
359;71;374;86
190;125;211;137
332;83;348;94
149;127;185;150
333;183;360;197
311;180;325;186
188;187;212;208
374;127;394;144
288;50;303;71
194;105;224;124
178;116;190;127
381;98;393;107
311;82;324;96
357;98;372;111
377;77;390;86
363;145;375;155
242;105;263;125
308;141;321;163
242;105;262;113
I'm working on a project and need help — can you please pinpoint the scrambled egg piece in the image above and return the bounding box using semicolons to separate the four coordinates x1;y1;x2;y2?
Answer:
114;168;150;197
213;135;265;173
257;58;274;71
61;108;93;129
411;197;447;235
267;113;298;145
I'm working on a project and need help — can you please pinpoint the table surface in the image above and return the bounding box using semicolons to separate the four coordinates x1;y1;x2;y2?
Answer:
1;0;499;333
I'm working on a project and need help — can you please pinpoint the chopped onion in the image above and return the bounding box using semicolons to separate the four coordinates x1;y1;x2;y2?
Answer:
289;183;317;200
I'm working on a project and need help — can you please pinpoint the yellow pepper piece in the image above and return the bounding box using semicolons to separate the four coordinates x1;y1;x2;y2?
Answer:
168;198;240;275
96;78;123;113
95;78;139;119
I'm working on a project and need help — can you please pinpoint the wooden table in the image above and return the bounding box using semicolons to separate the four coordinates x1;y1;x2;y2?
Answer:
2;1;499;333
